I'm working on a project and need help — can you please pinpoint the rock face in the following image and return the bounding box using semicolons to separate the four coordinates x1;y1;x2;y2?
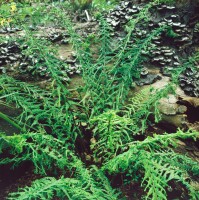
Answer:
0;41;21;73
158;94;187;115
135;67;162;86
48;31;70;44
179;66;199;97
106;1;141;29
0;23;98;79
0;40;81;80
157;91;199;131
106;1;199;97
156;93;188;130
138;77;199;131
0;27;21;34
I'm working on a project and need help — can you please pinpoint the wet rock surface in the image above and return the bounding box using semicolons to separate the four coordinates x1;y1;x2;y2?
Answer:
0;22;100;80
136;67;162;86
179;66;199;97
0;39;82;80
107;1;141;29
0;41;21;74
47;31;70;44
106;1;199;96
0;26;21;34
135;77;199;131
158;94;187;116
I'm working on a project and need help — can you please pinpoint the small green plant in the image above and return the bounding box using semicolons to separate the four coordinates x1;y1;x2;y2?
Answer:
166;26;179;38
90;110;134;161
0;2;47;28
103;129;199;200
89;84;175;163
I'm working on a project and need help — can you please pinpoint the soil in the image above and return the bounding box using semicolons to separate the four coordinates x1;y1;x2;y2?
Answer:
0;162;42;200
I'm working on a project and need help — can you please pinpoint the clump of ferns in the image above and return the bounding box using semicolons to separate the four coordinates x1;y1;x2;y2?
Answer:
102;129;199;200
52;6;171;117
0;132;120;199
89;84;176;163
0;75;80;142
7;166;120;200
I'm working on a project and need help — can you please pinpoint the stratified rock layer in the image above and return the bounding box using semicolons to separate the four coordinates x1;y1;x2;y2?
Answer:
106;1;199;97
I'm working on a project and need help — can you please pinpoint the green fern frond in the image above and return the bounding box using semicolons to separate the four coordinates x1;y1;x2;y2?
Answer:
0;132;69;174
0;75;78;140
97;15;114;64
90;110;135;161
8;177;79;200
8;168;120;200
124;84;175;133
103;129;199;200
0;133;26;154
123;88;151;116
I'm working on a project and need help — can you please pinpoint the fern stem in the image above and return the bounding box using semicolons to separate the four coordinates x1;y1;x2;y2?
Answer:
0;111;23;132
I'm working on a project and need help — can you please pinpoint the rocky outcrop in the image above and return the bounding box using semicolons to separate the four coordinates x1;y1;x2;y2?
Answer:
0;38;81;80
136;77;199;131
106;0;199;97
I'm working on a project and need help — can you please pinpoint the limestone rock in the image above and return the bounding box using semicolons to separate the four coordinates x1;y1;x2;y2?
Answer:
158;94;187;115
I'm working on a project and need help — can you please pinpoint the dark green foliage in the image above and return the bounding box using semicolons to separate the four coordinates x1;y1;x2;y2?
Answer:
103;129;199;200
124;84;175;133
0;132;70;174
0;1;199;200
8;168;120;200
0;75;78;140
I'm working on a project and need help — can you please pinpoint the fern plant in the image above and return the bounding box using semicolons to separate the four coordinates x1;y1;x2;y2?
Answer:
89;84;176;163
8;168;121;200
0;132;71;174
124;84;176;133
8;177;80;200
52;5;170;117
1;1;198;200
103;129;199;200
90;110;135;162
7;153;120;200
